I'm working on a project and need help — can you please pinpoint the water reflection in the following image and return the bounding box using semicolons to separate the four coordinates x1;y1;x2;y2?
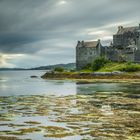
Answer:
76;82;140;95
76;83;124;95
1;70;140;97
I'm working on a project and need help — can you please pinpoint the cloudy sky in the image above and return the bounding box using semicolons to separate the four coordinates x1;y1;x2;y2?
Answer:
0;0;140;68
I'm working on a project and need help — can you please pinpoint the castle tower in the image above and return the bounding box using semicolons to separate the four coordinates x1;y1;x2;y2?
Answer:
137;24;140;50
76;40;103;70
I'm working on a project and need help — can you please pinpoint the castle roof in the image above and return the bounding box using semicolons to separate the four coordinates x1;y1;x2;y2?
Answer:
84;41;99;47
117;26;139;35
77;40;100;48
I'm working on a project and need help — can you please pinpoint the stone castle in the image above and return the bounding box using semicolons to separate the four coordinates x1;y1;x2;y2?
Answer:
76;24;140;70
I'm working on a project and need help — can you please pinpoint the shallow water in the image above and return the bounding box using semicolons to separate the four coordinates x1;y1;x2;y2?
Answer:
0;70;140;140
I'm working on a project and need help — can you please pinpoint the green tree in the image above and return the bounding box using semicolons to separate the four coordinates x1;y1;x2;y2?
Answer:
92;57;110;71
54;67;64;72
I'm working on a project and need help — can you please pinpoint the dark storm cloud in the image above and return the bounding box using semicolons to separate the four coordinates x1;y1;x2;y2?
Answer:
0;0;140;67
0;32;50;54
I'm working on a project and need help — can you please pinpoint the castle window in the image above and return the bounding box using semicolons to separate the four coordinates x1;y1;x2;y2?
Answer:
90;52;92;55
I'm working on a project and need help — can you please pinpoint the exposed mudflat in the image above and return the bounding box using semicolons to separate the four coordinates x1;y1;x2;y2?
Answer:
0;92;140;140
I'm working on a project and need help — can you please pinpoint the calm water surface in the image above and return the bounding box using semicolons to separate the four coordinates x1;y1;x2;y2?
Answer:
0;70;140;140
0;70;140;96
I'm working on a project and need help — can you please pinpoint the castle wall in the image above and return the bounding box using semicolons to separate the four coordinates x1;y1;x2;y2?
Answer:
106;48;119;61
113;35;124;47
106;48;135;62
76;46;99;70
125;52;135;62
134;50;140;63
137;37;140;50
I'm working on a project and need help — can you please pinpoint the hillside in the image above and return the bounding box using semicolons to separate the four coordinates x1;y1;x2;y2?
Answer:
0;63;76;71
30;63;76;70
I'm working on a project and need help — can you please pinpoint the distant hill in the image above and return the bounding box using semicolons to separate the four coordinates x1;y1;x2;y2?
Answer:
0;63;76;71
30;63;76;70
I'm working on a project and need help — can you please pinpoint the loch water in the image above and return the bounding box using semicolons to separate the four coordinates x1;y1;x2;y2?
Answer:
0;70;140;140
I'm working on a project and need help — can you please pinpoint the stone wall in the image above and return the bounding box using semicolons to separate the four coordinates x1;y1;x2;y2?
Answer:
137;38;140;50
106;48;119;62
76;47;98;70
125;53;134;62
134;50;140;63
106;48;135;62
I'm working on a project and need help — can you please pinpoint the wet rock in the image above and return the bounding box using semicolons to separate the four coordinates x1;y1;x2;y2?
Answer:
30;75;38;78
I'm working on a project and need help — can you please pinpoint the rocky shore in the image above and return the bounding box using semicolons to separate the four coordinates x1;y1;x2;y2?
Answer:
41;71;140;82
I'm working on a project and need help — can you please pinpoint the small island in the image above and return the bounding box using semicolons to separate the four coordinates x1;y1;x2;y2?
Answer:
41;61;140;83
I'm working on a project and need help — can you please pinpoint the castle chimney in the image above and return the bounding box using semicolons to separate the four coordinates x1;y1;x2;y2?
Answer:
77;40;80;44
118;26;123;30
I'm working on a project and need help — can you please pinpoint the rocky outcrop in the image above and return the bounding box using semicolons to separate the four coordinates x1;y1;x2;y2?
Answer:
41;71;140;80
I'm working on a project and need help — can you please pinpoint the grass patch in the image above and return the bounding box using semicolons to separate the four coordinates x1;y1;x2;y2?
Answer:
98;62;140;72
98;62;126;72
54;67;64;72
119;63;140;72
80;69;93;73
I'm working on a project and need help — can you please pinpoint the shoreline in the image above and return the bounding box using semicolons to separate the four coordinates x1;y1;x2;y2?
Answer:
41;72;140;83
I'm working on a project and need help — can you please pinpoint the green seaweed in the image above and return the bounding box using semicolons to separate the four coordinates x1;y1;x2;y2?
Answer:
24;121;41;125
0;93;139;139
